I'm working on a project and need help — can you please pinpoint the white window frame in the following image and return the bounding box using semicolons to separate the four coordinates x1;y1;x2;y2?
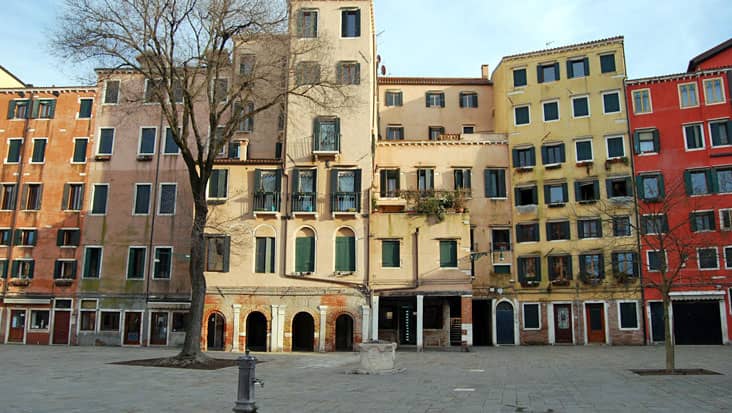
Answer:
542;99;560;123
617;301;640;331
82;246;104;279
77;298;99;333
691;209;715;232
89;183;109;216
462;125;475;134
682;122;705;151
632;88;652;114
96;127;115;156
163;127;181;155
460;91;478;108
57;227;80;248
703;77;726;105
522;302;541;330
574;138;594;163
63;182;84;212
677;82;699;108
571;95;591;119
29;138;47;164
98;310;122;332
21;182;42;211
601;90;622;115
697;247;719;271
709;119;732;148
102;80;120;105
646;250;667;272
137;126;158;156
132;183;152;216
5;138;23;164
71;138;88;164
724;245;732;270
384;90;403;107
29;309;51;331
55;258;77;280
512;66;528;88
605;135;625;159
125;246;148;280
152;246;174;280
76;97;94;119
720;209;732;231
425;91;444;108
157;183;177;216
513;104;531;126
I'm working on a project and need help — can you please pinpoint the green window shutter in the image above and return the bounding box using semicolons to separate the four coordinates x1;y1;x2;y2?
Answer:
635;176;644;199
61;184;70;210
71;230;80;246
583;58;590;76
440;240;457;267
31;99;40;118
543;185;550;204
529;147;536;165
537;65;544;83
540;145;548;164
334;118;341;151
255;237;266;273
11;261;19;278
13;229;21;245
512;148;519;167
0;261;6;278
29;230;37;246
54;261;62;279
459;92;465;108
657;175;665;197
497;169;506;197
514;187;521;206
689;213;697;232
48;100;57;118
653;130;660;152
253;169;262;192
71;261;77;278
354;64;361;85
439;93;445;107
596;219;603;237
292;168;300;193
222;236;231;272
295;237;314;272
554;63;560;80
633;131;641;154
566;60;574;78
56;230;64;246
484;170;493;197
708;169;718;193
312;118;321;150
335;236;355;271
558;143;566;162
83;250;92;277
19;184;28;210
7;100;15;119
382;241;399;267
605;179;613;198
593;181;600;200
28;261;34;278
562;183;568;202
683;171;693;195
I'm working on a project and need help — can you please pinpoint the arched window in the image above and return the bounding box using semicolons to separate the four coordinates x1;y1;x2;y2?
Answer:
254;225;276;274
295;227;315;273
335;227;355;272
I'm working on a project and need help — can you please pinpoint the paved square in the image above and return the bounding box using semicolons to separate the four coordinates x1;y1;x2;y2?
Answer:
1;345;731;412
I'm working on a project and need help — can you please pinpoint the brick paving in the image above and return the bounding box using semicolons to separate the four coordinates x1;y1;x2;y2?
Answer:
1;344;731;412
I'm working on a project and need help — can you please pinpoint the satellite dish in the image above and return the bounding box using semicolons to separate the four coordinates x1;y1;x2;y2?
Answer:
381;65;386;75
377;54;381;63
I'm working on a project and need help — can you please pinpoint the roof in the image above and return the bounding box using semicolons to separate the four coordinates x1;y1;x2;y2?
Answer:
687;38;732;72
496;36;623;66
0;65;25;87
378;77;491;86
213;158;281;165
626;65;732;86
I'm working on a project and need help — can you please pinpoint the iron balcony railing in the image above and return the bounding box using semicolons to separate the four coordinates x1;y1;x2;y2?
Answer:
330;192;360;213
292;192;317;212
253;191;281;212
313;134;340;152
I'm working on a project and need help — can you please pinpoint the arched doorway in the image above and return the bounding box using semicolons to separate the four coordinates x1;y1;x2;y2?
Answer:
292;312;314;351
246;311;268;352
335;314;354;351
207;312;225;350
495;301;515;345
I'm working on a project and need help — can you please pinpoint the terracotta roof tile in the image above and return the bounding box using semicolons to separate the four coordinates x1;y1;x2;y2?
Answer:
378;77;491;86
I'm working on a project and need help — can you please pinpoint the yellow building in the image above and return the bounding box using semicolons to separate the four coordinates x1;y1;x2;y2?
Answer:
0;65;24;88
492;37;643;345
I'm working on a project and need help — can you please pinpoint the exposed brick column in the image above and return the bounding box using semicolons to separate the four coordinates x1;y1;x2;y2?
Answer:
461;295;473;350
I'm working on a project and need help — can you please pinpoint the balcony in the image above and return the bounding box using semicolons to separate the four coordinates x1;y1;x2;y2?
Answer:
292;192;317;215
253;191;280;216
490;242;513;267
331;192;360;215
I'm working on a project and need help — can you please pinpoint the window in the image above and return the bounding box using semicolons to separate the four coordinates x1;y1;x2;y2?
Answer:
679;83;699;108
158;183;177;215
295;62;321;86
462;125;474;134
453;169;471;192
382;240;400;268
542;100;559;122
56;228;80;247
634;129;659;154
72;138;88;163
637;174;664;201
684;124;704;150
90;184;108;215
567;57;589;78
385;126;404;141
717;168;732;193
75;98;92;119
703;78;725;104
208;169;228;199
213;78;228;103
172;313;188;332
153;247;173;279
171;79;184;103
605;136;625;159
514;185;537;206
642;214;668;235
428;126;444;141
439;240;457;268
83;247;103;278
606;177;631;198
417;168;434;192
685;169;711;195
30;310;50;330
379;169;399;198
647;250;666;272
698;248;719;270
37;100;56;119
484;169;506;198
516;223;539;243
11;259;34;279
162;128;179;155
618;302;639;329
612;252;638;278
725;246;732;269
575;180;599;203
385;91;402;107
578;219;602;239
295;233;315;273
544;182;568;205
297;9;318;37
546;221;570;241
8;99;29;119
548;255;572;282
99;311;120;331
632;89;652;114
602;91;621;114
514;105;530;125
1;184;17;210
30;139;46;163
239;54;255;77
710;120;731;147
690;211;715;232
518;256;540;284
126;247;146;279
572;96;590;118
53;259;77;279
537;62;559;83
459;92;478;108
0;259;7;278
341;9;360;37
513;68;527;87
335;234;356;272
513;146;535;168
336;62;360;85
541;143;565;166
21;183;42;210
206;235;230;272
331;169;360;212
144;79;163;104
255;237;275;273
103;80;120;104
579;253;603;280
292;169;316;212
6;138;22;163
313;117;339;152
15;229;37;246
0;229;9;246
97;128;114;155
720;209;732;231
523;303;540;329
138;127;156;156
426;92;445;108
78;299;97;331
133;183;151;215
600;54;616;73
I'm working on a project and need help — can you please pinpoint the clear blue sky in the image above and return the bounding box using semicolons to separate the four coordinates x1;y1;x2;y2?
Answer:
1;0;731;86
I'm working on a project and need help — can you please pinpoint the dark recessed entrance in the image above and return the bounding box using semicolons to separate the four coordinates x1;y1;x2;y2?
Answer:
292;312;314;351
246;311;267;352
673;301;722;345
335;314;354;351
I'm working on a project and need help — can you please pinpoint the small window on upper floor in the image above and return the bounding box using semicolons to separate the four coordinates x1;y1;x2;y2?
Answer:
35;99;56;119
567;57;589;79
385;90;402;107
428;126;444;141
425;91;445;108
78;98;93;119
679;82;698;108
710;120;731;147
103;80;120;104
7;99;29;119
385;126;404;141
602;91;621;114
600;54;616;73
70;137;87;164
459;92;478;108
572;96;590;118
683;123;704;150
144;79;164;104
295;62;321;86
336;62;360;85
239;54;255;77
632;89;652;114
297;9;318;38
513;68;527;87
633;129;659;154
341;9;361;38
537;62;559;83
703;78;725;104
542;100;559;122
514;105;530;125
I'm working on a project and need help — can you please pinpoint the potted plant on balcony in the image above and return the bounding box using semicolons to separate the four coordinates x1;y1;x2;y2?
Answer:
452;190;467;213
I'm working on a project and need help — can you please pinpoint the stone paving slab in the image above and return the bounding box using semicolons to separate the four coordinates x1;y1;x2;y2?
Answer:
0;345;731;412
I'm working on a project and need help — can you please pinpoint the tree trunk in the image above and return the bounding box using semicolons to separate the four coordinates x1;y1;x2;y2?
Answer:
662;293;675;371
179;194;209;360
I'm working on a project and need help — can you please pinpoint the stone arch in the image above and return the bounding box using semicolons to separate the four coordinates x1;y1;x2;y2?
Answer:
495;299;516;345
245;311;268;352
206;311;226;351
294;226;317;273
291;311;315;351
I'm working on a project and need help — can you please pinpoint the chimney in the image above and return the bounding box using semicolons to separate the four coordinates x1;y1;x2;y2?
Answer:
481;64;490;79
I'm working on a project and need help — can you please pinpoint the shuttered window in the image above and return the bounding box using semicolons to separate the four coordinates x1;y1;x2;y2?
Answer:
600;54;616;73
205;235;230;272
439;240;458;268
134;184;151;214
126;247;146;279
73;138;88;163
31;139;46;163
382;240;400;268
484;169;506;198
619;302;639;329
208;169;228;199
255;237;275;273
78;98;93;118
295;236;315;272
83;247;102;278
335;236;355;272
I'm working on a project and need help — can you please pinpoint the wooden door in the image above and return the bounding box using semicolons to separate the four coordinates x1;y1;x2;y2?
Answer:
553;304;573;343
585;304;605;343
123;312;142;345
8;310;26;343
52;311;71;344
495;302;515;345
149;312;168;346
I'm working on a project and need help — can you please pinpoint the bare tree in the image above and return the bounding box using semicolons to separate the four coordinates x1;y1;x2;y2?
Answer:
52;0;348;363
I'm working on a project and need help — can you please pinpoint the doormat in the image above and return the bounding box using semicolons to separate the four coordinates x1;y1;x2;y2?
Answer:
631;369;721;376
111;357;242;370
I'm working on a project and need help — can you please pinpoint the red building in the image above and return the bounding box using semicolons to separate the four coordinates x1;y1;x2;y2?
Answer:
627;39;732;345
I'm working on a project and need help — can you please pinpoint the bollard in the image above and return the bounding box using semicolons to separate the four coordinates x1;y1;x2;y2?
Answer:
233;350;264;413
